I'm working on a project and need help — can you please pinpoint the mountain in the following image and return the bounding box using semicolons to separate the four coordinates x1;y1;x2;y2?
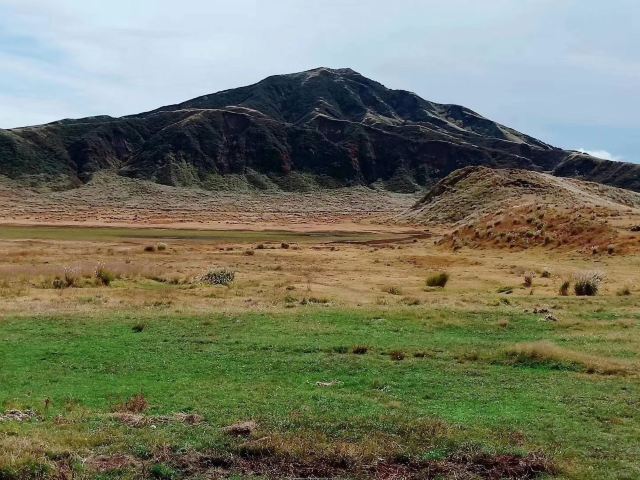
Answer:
0;67;635;192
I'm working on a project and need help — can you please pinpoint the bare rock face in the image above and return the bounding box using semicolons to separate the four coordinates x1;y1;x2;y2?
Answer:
0;67;635;192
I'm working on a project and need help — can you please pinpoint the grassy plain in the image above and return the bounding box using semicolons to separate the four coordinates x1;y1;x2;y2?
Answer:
1;225;639;479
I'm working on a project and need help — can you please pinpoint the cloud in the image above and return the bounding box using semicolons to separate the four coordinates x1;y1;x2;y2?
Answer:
576;148;622;162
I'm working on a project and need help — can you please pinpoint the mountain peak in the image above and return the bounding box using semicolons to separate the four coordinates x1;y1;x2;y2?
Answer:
1;68;636;194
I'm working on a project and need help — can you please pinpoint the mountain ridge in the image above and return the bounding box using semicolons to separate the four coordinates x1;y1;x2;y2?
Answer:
0;67;636;192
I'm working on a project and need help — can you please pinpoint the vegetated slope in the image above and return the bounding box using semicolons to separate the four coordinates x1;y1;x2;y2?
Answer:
402;166;640;251
554;152;640;193
0;67;621;192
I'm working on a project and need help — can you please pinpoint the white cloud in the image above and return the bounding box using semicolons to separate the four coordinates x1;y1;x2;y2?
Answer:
577;148;622;162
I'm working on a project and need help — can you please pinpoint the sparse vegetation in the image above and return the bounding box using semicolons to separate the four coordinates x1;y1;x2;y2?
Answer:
116;393;149;413
201;268;235;286
383;285;403;295
559;280;571;296
617;286;631;296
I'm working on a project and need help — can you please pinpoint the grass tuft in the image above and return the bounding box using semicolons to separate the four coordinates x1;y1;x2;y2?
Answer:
426;272;449;288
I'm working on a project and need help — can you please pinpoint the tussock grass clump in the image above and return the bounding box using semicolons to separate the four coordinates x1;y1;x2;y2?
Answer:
558;280;570;296
573;271;604;296
506;341;630;375
202;269;235;286
116;393;149;413
382;285;403;295
523;272;535;288
95;262;115;286
616;286;631;296
63;266;80;288
144;245;156;252
132;322;146;333
426;272;449;288
351;345;369;355
389;350;406;361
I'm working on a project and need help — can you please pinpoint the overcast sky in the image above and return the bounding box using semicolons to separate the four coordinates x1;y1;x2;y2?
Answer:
0;0;638;162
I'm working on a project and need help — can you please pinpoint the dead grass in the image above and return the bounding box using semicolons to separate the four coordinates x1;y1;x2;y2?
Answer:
506;341;632;375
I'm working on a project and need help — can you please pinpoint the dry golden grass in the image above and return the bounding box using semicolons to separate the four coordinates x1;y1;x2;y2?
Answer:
506;341;633;375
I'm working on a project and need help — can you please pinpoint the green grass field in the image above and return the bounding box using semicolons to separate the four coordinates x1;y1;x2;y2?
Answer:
0;225;388;243
1;307;638;479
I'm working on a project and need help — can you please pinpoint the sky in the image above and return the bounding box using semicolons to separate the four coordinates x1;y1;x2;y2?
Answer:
0;0;638;162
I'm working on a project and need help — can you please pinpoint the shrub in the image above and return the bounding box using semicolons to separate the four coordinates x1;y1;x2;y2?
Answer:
574;271;604;296
607;244;615;255
144;245;156;252
156;242;167;251
426;272;449;288
559;280;570;296
351;345;368;355
244;249;255;256
52;277;66;289
540;269;551;278
202;269;235;286
281;242;290;249
95;262;115;286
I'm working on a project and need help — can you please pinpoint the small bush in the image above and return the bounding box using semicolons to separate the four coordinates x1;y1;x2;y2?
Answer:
559;280;570;296
426;272;449;288
144;245;156;252
256;243;265;250
281;242;290;249
540;269;551;278
351;345;369;355
156;242;167;251
52;277;66;289
389;350;406;361
574;271;604;296
202;269;235;286
607;244;615;255
244;249;255;256
95;262;115;286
